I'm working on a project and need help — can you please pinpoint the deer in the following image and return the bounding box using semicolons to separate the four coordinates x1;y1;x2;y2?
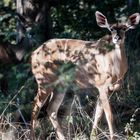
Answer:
30;11;140;140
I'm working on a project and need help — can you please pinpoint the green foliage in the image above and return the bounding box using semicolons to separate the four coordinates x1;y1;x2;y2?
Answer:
0;0;16;43
51;0;140;40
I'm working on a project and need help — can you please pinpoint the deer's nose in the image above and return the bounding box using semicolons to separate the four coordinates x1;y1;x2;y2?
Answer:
115;35;121;40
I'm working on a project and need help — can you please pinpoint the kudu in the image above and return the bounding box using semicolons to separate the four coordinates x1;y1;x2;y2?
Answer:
30;11;140;140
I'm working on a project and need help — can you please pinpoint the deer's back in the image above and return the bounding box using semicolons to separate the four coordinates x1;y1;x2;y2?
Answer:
31;38;120;89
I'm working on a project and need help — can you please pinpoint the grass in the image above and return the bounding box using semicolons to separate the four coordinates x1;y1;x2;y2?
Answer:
0;84;140;140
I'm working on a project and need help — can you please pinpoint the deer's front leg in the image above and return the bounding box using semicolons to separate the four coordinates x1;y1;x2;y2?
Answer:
98;87;114;140
108;79;123;92
90;99;103;140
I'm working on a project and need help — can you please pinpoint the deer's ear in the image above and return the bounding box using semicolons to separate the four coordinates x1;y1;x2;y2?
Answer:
126;13;140;29
95;11;110;30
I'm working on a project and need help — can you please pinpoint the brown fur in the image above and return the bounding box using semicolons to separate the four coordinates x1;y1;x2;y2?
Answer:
31;36;127;140
30;11;140;140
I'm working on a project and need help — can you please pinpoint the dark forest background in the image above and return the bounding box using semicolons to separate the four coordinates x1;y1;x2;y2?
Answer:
0;0;140;139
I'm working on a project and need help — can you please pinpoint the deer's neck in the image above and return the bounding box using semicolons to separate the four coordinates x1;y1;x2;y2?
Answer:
114;43;127;62
112;42;128;79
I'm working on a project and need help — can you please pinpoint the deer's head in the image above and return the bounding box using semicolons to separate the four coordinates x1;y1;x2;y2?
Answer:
95;11;140;45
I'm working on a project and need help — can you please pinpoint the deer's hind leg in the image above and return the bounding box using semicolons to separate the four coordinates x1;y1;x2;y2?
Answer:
31;87;52;140
47;89;66;140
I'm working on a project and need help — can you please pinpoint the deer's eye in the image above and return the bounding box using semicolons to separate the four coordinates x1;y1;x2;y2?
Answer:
121;28;126;31
110;28;116;32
